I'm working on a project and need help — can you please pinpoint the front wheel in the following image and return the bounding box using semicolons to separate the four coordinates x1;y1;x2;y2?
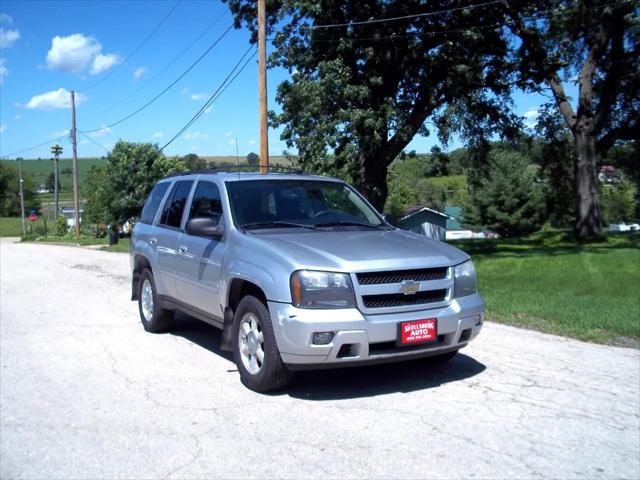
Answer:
232;295;292;392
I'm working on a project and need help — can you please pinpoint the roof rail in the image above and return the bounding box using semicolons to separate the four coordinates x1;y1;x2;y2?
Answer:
162;164;308;179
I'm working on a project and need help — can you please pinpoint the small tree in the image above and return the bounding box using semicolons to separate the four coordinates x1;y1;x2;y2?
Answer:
246;152;259;166
465;149;546;237
183;153;207;170
84;141;187;223
45;172;61;192
0;161;40;216
601;181;636;225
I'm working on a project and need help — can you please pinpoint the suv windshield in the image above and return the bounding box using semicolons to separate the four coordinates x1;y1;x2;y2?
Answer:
226;179;385;230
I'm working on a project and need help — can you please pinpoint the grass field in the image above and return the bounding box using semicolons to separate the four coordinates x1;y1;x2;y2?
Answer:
456;231;640;347
0;216;51;236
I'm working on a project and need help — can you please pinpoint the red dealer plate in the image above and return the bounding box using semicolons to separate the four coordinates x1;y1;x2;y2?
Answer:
398;318;437;345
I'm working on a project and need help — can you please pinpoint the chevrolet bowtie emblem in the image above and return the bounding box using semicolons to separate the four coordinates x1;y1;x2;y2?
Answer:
399;280;420;295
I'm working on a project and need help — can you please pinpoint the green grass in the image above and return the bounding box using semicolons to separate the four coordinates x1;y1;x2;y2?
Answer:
0;217;51;236
454;231;640;347
1;157;105;191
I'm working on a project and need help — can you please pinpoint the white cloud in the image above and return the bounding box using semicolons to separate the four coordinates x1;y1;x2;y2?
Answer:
46;34;101;73
190;146;198;152
523;108;539;127
90;53;121;75
133;66;147;80
79;139;89;145
183;131;209;140
46;33;119;75
151;131;164;139
190;92;208;101
0;125;6;134
180;87;189;95
23;88;87;111
13;114;20;120
0;58;7;85
228;139;236;145
89;126;112;138
0;27;19;48
0;13;13;24
204;106;213;114
225;131;233;137
248;139;256;145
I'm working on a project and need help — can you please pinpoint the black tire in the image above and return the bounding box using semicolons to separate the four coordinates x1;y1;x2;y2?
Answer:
429;349;459;364
232;295;292;392
137;268;173;333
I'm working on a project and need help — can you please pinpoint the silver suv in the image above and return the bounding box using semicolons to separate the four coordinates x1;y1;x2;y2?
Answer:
131;172;484;391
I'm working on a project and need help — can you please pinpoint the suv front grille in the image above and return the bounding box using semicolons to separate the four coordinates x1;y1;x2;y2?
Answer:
362;289;447;309
356;267;448;285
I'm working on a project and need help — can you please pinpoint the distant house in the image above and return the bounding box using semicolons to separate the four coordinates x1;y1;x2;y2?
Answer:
59;207;84;228
36;185;49;194
444;206;490;240
397;205;453;240
599;165;620;183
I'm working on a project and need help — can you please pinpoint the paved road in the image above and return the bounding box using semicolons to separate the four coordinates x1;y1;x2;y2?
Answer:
1;238;639;479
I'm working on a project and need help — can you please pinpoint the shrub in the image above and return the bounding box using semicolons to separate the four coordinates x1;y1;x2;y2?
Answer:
464;149;546;237
55;215;68;236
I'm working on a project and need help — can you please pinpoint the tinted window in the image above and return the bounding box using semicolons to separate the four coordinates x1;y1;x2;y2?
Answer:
140;182;170;224
160;181;193;228
188;181;223;223
225;180;382;228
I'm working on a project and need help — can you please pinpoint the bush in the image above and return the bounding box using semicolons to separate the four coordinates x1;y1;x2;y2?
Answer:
601;181;636;225
55;215;68;236
464;149;546;237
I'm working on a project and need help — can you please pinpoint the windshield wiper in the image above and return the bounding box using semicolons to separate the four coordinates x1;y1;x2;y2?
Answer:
242;221;318;231
314;221;384;229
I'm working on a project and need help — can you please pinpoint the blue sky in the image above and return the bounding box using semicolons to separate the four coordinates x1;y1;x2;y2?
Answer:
0;0;555;160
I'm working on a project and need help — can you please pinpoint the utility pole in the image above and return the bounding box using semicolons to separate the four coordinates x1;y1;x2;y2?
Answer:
18;157;26;236
70;91;80;235
50;144;63;219
258;0;269;174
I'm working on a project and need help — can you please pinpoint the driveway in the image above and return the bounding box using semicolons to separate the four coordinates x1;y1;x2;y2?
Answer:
1;238;638;479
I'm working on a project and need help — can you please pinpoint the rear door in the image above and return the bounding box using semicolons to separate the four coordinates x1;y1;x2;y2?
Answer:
175;180;227;319
154;180;194;299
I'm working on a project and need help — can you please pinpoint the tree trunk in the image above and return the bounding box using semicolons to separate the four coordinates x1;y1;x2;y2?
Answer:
574;131;603;240
354;149;391;213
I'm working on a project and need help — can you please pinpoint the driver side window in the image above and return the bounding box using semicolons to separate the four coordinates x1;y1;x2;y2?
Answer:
188;181;223;224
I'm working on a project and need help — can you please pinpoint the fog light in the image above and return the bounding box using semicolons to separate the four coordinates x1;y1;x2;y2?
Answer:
312;331;334;345
473;314;482;326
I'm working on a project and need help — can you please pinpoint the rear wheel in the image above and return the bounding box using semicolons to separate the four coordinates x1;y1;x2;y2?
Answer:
138;269;173;333
232;295;292;392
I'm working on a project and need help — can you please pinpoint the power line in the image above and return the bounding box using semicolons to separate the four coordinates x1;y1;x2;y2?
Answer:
84;11;228;122
161;47;257;152
80;23;234;134
0;136;68;159
277;0;633;43
297;1;503;30
78;131;111;155
80;0;183;93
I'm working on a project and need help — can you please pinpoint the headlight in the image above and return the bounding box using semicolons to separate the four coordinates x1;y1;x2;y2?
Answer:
453;260;477;298
290;270;356;309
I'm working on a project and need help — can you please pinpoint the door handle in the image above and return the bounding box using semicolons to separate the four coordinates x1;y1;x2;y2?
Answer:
178;245;188;254
149;237;158;245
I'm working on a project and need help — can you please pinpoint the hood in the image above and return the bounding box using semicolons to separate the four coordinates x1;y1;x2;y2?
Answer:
250;228;469;272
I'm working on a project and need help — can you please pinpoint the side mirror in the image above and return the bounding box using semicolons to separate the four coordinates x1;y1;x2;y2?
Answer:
185;217;224;239
382;213;397;226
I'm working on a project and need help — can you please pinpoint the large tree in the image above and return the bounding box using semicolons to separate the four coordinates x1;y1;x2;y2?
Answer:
225;0;517;210
505;0;639;239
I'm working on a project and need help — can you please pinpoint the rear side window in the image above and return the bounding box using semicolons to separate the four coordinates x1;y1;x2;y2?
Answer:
139;182;169;224
188;181;223;223
159;180;193;228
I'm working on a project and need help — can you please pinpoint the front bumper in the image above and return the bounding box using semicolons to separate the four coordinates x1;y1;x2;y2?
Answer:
268;293;484;369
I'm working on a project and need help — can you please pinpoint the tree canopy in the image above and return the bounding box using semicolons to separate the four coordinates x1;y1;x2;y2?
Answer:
225;0;638;239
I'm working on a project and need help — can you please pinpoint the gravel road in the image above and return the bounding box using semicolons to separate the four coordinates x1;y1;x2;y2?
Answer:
1;238;638;479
